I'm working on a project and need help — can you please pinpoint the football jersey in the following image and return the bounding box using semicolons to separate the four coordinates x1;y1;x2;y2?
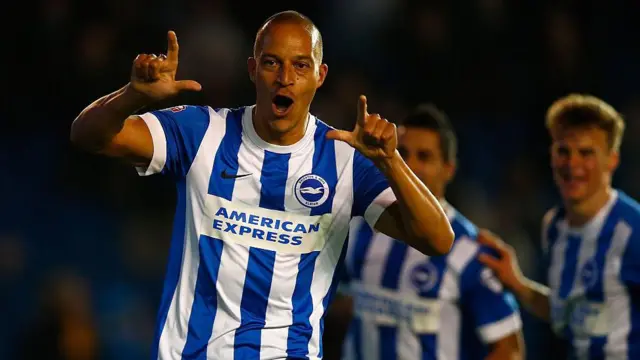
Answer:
544;190;640;359
135;105;397;360
341;201;522;360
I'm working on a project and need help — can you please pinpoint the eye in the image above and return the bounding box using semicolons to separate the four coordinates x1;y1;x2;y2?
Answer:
417;151;431;162
294;62;310;69
262;59;277;67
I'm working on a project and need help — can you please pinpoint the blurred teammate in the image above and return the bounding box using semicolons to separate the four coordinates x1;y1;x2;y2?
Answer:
70;10;454;360
324;105;524;360
479;94;640;359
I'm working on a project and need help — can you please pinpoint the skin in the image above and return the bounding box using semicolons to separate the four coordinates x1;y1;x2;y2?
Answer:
324;127;523;360
477;124;618;322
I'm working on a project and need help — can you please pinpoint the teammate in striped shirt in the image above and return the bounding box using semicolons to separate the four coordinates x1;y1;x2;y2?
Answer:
70;11;454;360
478;94;640;359
324;105;524;360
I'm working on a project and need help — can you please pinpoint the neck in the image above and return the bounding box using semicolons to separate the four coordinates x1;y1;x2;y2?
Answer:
252;106;307;146
565;186;613;227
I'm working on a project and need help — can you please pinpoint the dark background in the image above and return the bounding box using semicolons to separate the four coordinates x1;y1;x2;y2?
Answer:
2;0;640;359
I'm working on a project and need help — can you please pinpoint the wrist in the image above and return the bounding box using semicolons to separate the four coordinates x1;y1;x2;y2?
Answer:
122;83;154;111
374;150;403;175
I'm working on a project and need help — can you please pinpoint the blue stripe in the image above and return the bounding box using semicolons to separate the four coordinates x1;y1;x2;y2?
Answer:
587;336;607;359
151;180;188;360
234;150;288;358
381;241;409;290
287;122;339;358
375;240;409;359
207;108;244;199
350;221;374;280
419;334;436;360
558;234;581;299
180;108;243;357
234;248;277;358
379;326;397;360
181;236;224;359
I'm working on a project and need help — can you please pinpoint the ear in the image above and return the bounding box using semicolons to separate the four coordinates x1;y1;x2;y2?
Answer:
443;160;457;184
608;150;620;173
247;57;257;83
316;63;328;89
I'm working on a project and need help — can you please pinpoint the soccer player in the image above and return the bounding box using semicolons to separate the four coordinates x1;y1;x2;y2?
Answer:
70;10;454;360
478;94;640;359
324;104;524;360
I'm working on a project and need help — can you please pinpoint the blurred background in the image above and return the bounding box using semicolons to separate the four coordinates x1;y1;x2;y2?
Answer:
2;0;640;359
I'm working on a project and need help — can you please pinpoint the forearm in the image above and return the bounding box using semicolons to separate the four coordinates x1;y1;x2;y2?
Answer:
70;83;148;152
512;278;551;321
377;151;454;255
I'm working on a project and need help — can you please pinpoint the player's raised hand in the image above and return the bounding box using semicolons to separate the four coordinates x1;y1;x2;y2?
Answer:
129;31;202;101
477;229;525;292
326;95;398;163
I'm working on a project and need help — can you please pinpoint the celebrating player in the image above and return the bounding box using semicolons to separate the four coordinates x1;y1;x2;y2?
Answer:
324;104;524;360
478;94;640;359
70;10;454;360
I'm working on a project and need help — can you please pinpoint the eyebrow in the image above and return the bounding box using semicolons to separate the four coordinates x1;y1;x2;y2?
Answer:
261;53;315;62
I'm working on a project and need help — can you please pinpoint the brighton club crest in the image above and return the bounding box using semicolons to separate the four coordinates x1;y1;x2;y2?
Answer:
295;174;330;208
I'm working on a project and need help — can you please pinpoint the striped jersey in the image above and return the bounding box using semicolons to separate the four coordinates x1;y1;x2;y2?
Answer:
543;190;640;359
340;201;522;360
135;105;397;360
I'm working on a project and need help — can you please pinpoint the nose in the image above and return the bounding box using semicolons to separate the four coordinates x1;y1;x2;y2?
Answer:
277;63;295;87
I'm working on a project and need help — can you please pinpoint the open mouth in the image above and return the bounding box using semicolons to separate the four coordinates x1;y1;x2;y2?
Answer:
272;94;294;116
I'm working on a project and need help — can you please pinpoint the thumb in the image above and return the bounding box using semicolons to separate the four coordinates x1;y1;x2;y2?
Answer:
175;80;202;92
326;129;354;145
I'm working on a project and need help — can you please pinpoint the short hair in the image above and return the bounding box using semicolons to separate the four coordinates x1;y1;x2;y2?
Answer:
401;103;458;164
546;94;625;152
253;10;323;63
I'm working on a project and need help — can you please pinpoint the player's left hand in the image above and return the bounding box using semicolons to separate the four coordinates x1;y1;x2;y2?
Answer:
326;95;398;164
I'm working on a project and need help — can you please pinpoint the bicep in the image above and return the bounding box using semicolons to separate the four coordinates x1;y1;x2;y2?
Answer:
486;333;523;360
100;115;153;167
373;201;405;240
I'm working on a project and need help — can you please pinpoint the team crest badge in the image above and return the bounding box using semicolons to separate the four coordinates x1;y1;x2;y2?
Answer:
170;105;187;112
410;262;438;293
295;174;329;208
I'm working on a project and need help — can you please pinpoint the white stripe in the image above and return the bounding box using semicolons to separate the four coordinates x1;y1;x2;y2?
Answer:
477;312;522;343
157;107;226;359
604;221;632;359
307;140;354;358
437;237;478;360
207;125;261;359
548;222;569;296
136;112;167;176
364;187;396;228
437;302;461;360
259;147;313;359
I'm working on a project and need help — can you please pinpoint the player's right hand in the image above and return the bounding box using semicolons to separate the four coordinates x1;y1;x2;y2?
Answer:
129;31;202;101
477;229;526;293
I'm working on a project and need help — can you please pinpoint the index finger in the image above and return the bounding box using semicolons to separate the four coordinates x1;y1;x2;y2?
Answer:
477;229;508;255
167;30;179;63
357;95;368;126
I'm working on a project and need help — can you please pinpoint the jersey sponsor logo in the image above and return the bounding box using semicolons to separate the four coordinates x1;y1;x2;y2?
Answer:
201;195;332;254
350;282;441;334
170;105;187;112
551;298;609;337
295;174;330;208
410;262;439;293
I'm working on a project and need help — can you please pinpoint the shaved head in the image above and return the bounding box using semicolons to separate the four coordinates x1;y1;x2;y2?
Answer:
254;10;323;63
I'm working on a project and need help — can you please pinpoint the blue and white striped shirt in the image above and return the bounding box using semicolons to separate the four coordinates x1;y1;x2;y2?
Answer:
544;190;640;359
136;105;396;359
341;201;522;360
